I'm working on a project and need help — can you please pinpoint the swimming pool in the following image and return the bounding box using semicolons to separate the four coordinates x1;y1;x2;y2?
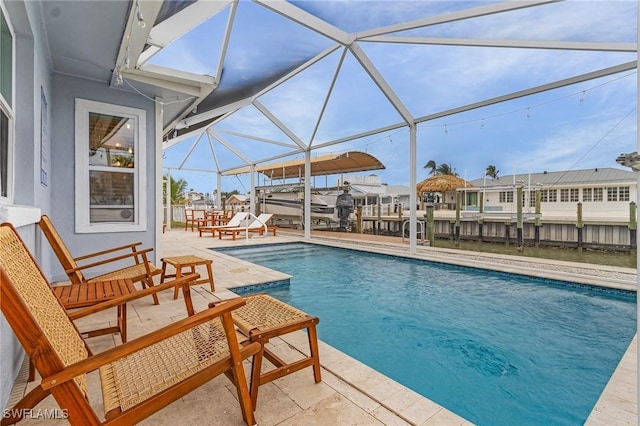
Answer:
217;243;636;425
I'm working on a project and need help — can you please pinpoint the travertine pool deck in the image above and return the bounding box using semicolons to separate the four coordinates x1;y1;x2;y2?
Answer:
8;227;637;425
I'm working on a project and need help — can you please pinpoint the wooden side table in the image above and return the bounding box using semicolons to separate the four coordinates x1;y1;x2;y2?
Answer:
52;278;136;342
227;293;321;407
160;255;216;316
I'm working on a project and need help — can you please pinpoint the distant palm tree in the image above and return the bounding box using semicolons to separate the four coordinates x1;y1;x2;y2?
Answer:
485;165;500;180
424;160;437;175
163;175;188;205
436;163;458;176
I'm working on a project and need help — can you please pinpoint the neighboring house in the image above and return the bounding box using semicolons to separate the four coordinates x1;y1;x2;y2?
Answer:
185;191;213;208
226;194;250;211
337;175;411;209
462;168;637;220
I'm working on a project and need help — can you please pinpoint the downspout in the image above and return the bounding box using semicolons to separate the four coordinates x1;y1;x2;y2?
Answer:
155;98;164;263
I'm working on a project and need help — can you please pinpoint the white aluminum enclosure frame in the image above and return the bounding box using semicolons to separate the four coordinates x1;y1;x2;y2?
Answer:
112;0;637;252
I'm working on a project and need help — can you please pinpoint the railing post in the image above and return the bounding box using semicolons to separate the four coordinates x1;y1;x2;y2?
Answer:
576;202;584;251
629;201;637;249
516;184;523;250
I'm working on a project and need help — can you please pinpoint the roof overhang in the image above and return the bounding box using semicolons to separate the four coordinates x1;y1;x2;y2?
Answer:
223;151;385;178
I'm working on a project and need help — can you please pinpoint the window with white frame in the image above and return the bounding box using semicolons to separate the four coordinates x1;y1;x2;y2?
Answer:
499;191;513;203
0;5;14;202
607;187;618;202
583;188;592;202
619;186;630;202
593;187;603;201
560;188;569;202
75;99;146;233
570;188;578;202
542;189;557;202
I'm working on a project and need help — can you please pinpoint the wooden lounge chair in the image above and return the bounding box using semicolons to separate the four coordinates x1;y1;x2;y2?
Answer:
0;223;261;426
39;215;162;305
198;212;249;237
218;214;277;240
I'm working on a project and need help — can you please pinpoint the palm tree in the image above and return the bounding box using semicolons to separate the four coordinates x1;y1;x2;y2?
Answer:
163;175;188;205
435;163;458;176
424;160;437;175
485;165;500;180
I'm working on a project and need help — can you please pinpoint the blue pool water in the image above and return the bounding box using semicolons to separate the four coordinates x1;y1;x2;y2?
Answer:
216;243;637;425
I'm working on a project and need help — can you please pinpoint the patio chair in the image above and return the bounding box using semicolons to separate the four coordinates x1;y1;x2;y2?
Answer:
198;211;249;237
39;215;162;305
217;214;277;240
185;209;207;231
0;223;261;426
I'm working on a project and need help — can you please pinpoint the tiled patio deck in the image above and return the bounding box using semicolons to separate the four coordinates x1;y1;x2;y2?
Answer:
7;227;637;425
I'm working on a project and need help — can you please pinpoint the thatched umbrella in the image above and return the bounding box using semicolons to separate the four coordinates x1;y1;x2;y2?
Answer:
417;174;473;194
417;174;474;208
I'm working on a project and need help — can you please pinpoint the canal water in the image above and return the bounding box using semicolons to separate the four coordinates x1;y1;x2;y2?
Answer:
432;239;636;269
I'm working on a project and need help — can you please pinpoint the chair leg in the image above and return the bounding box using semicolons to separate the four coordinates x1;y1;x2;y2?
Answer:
28;359;35;382
308;325;322;383
142;277;160;305
118;303;127;343
249;348;264;408
173;267;183;300
1;385;50;426
205;262;215;292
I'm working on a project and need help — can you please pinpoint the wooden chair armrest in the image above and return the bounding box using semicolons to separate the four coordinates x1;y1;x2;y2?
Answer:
74;242;143;261
67;273;200;321
41;297;248;390
65;248;154;273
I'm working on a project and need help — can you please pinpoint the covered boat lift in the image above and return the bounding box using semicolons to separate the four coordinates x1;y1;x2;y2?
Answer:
221;151;386;226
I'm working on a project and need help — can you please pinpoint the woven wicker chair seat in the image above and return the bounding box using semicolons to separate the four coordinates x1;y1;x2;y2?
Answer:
232;294;309;335
100;318;245;413
162;255;211;266
88;262;161;283
227;294;321;407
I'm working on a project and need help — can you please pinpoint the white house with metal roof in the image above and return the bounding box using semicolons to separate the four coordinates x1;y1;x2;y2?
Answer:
463;168;637;221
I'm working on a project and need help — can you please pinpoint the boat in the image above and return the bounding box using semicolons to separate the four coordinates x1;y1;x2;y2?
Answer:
258;187;335;223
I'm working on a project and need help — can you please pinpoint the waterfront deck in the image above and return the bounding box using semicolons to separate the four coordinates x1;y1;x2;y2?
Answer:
7;228;636;425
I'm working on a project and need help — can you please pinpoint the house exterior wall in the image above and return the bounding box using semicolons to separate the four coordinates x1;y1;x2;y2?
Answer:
0;1;160;410
49;74;158;282
468;182;637;220
0;0;53;411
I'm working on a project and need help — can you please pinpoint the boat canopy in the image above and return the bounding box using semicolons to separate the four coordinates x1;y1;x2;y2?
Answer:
223;151;385;179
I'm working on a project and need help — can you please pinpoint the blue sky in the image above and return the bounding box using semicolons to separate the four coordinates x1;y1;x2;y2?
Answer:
159;1;637;196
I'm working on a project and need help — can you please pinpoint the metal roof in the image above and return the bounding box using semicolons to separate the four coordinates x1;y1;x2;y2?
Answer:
468;167;636;188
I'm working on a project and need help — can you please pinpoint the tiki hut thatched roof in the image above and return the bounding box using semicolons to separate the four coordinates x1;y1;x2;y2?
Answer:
417;174;474;194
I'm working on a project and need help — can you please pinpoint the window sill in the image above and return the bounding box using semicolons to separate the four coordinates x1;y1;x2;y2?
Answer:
0;204;42;228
